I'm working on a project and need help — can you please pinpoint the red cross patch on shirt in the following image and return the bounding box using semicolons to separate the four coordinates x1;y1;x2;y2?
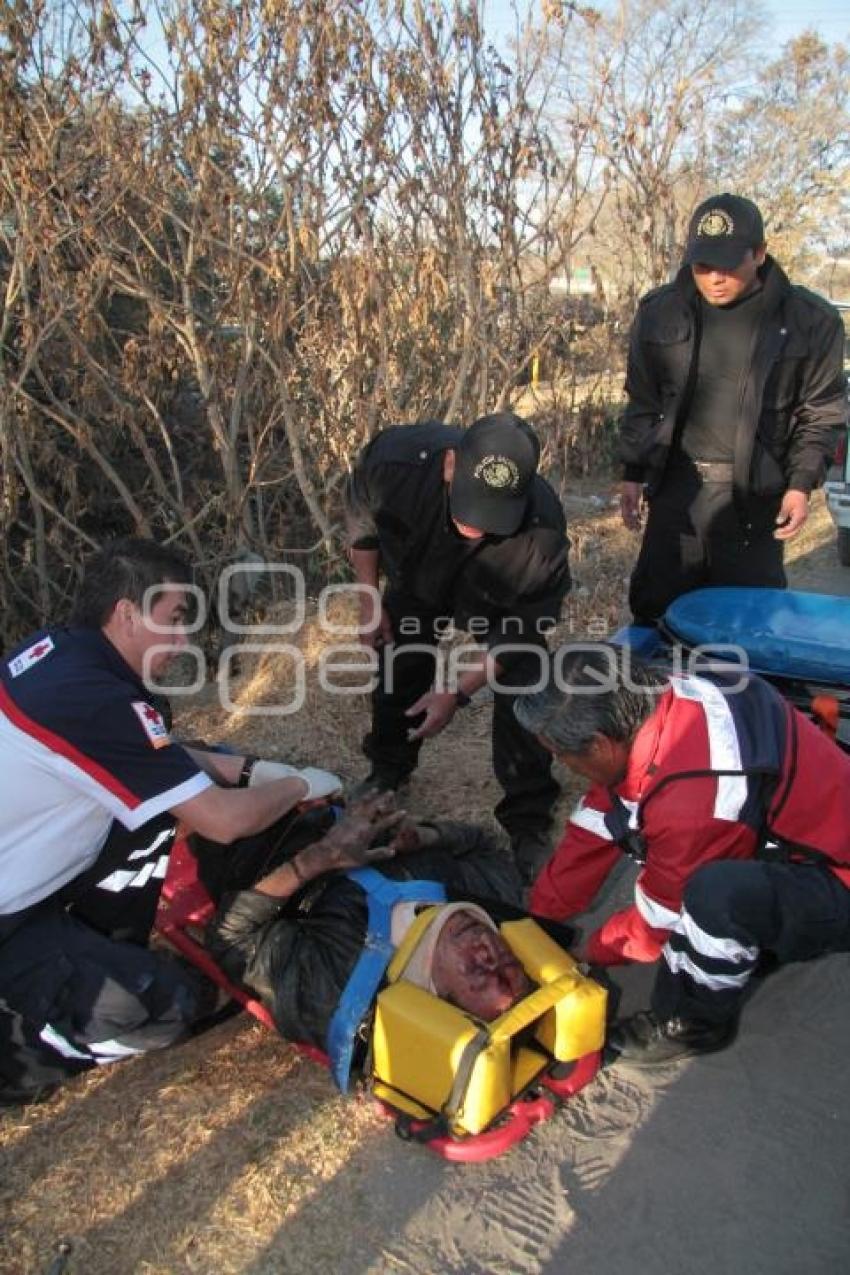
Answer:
131;700;170;749
8;636;55;679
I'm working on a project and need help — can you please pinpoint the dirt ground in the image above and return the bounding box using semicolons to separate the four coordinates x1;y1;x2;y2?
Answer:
2;489;849;1275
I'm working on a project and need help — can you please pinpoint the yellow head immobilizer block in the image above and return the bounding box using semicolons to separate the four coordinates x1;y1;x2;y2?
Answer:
371;918;606;1136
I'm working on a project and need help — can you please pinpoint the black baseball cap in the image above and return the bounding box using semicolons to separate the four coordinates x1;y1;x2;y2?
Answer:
448;412;540;536
683;193;765;269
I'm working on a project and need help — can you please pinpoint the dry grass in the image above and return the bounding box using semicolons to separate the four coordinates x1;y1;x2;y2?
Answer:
0;1017;386;1274
1;487;843;1275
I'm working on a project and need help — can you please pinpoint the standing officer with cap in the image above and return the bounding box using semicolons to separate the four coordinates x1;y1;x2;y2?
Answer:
344;412;571;883
619;191;846;624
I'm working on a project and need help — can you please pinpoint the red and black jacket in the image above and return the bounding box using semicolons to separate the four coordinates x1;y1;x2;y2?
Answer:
530;671;850;964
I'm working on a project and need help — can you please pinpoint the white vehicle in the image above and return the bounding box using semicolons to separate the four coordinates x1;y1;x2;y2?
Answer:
825;430;850;566
823;302;850;566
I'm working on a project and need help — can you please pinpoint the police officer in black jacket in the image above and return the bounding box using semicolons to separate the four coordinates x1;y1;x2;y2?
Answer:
343;412;571;882
619;192;846;624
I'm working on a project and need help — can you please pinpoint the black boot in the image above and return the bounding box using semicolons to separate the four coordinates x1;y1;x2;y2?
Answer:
347;770;410;802
607;1010;737;1067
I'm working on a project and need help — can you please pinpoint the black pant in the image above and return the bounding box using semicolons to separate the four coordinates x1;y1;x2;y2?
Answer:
0;905;207;1098
363;591;559;839
629;466;785;624
0;817;206;1100
652;860;850;1025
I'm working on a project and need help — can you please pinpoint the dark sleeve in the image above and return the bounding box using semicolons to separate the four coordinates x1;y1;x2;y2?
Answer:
343;439;383;550
463;528;571;671
497;534;571;642
396;821;525;906
206;880;367;1049
618;306;663;483
785;306;847;493
205;888;285;999
396;824;572;938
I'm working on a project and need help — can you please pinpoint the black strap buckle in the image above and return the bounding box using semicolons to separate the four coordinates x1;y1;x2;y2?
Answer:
604;796;647;864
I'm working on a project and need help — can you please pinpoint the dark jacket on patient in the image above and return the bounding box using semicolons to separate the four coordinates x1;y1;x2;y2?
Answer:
204;814;524;1051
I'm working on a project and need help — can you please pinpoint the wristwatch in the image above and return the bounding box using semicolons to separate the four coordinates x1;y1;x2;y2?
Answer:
237;755;258;787
454;689;472;709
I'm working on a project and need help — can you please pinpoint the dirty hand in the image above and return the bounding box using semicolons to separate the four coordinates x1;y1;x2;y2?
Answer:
405;690;458;741
385;818;441;856
304;791;407;871
620;481;644;532
773;489;809;541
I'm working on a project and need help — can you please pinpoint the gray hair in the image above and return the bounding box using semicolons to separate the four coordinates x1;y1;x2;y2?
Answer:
513;644;669;755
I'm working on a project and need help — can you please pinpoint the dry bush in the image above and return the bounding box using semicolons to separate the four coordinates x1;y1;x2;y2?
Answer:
0;0;617;646
1;1;845;650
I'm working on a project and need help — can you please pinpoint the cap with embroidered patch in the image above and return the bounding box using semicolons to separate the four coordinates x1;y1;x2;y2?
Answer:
683;193;765;270
449;412;540;536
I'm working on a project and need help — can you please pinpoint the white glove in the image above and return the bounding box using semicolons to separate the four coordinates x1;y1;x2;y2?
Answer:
248;759;342;801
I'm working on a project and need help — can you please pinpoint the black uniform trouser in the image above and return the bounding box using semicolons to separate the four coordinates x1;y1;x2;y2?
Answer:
629;468;786;625
0;818;208;1101
363;591;559;839
651;860;850;1025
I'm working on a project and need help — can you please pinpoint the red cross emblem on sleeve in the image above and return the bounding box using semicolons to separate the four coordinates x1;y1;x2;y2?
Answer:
7;635;55;678
131;701;170;748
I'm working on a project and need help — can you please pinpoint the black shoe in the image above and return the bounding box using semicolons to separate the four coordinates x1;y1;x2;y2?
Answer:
607;1010;737;1067
189;980;241;1036
0;1081;59;1108
348;770;410;802
510;832;552;886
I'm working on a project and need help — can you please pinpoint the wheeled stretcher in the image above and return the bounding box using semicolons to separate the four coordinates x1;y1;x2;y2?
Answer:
156;840;606;1162
614;587;850;747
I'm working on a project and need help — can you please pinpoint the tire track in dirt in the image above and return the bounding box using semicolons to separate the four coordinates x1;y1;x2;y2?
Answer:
374;1165;573;1275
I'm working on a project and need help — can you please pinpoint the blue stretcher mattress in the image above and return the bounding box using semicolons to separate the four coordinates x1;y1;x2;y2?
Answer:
662;588;850;685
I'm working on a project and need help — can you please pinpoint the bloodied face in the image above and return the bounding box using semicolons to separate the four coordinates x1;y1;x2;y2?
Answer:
430;909;533;1020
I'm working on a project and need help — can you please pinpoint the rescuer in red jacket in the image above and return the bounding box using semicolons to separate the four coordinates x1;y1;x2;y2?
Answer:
514;644;850;1066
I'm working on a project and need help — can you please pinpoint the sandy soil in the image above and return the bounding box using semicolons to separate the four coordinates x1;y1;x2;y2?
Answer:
2;491;848;1275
